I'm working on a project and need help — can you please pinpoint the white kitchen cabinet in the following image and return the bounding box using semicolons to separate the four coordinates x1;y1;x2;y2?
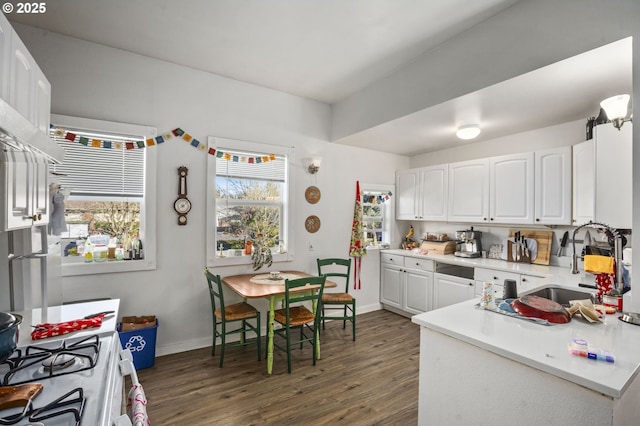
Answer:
396;169;419;220
396;165;448;221
489;152;534;224
33;67;51;134
572;139;595;225
380;253;433;315
594;124;632;229
475;267;548;298
448;158;490;223
1;150;49;230
520;274;549;293
433;272;475;309
535;147;571;225
8;33;35;123
0;13;12;102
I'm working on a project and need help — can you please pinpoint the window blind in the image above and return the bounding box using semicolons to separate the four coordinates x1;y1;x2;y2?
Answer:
50;128;145;197
215;149;286;182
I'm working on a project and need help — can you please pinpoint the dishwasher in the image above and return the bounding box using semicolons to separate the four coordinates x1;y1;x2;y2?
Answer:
433;262;476;309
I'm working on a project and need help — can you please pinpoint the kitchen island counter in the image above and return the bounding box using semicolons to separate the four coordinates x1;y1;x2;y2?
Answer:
412;300;640;424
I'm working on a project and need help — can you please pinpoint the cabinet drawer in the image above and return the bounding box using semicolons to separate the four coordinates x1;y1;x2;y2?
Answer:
475;268;521;285
404;257;434;272
381;253;404;266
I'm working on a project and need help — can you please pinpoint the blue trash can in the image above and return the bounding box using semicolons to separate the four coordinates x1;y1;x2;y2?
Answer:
117;318;158;370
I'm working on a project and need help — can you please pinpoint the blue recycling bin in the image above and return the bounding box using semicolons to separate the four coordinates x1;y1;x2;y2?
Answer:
117;318;158;370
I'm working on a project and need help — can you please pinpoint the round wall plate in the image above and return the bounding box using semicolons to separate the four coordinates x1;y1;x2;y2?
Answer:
305;186;321;204
305;215;321;233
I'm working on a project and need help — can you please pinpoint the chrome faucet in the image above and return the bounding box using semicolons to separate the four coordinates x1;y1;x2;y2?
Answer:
571;221;624;294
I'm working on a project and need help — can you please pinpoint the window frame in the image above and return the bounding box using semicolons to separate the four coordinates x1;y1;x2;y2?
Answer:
50;114;158;276
360;183;394;250
206;136;295;267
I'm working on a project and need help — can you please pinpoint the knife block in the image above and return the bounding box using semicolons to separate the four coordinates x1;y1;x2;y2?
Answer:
507;240;531;264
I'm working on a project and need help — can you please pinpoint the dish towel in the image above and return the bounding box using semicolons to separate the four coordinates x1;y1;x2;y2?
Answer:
127;383;151;426
31;314;105;340
584;255;615;274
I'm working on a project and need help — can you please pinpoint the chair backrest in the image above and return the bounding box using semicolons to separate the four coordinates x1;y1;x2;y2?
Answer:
283;276;327;321
317;258;351;292
204;269;226;320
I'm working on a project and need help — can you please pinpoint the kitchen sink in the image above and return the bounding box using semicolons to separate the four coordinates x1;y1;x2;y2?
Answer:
522;285;597;306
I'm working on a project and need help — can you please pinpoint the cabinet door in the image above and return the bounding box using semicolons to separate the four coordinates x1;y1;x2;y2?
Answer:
433;273;475;310
595;124;632;229
8;34;35;122
396;169;419;220
32;156;49;225
490;152;534;224
535;147;571;225
2;151;32;230
572;140;595;225
404;269;432;314
420;164;448;221
33;67;51;134
0;12;13;101
520;274;549;294
448;159;490;222
381;264;403;309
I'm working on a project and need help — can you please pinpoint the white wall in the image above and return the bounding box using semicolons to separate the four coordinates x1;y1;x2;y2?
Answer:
14;24;409;355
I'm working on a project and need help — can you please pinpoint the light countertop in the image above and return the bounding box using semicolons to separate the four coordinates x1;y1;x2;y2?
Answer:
14;299;120;347
412;298;640;398
381;249;582;285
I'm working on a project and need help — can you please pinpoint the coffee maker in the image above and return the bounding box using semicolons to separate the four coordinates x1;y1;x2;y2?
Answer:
454;227;483;258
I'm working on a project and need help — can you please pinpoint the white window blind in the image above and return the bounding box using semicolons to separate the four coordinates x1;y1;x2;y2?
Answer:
215;149;286;182
50;128;145;197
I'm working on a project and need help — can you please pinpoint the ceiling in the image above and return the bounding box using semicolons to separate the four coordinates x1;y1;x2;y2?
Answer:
8;0;632;156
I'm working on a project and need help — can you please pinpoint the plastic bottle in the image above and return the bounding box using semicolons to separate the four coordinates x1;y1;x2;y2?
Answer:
83;237;94;263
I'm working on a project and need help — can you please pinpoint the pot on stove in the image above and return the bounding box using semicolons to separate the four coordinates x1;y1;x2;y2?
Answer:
0;312;22;363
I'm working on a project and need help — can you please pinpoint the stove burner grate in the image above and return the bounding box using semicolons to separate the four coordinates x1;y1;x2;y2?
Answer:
1;334;101;386
0;387;85;426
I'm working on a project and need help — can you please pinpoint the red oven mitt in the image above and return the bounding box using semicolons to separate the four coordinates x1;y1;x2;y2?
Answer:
31;313;106;340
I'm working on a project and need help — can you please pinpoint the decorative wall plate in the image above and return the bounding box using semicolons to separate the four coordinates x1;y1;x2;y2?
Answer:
305;186;321;204
305;215;321;233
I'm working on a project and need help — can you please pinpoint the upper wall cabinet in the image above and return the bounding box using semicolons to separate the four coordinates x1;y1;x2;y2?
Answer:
490;152;534;224
572;139;595;225
595;124;632;229
396;165;448;221
0;12;50;132
534;147;571;225
448;158;489;223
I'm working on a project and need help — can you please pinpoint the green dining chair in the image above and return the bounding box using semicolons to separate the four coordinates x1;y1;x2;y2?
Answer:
272;275;326;373
204;269;261;367
317;258;356;341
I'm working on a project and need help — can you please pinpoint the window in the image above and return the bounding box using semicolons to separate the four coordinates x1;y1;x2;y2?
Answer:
206;136;293;266
49;114;157;276
361;184;394;249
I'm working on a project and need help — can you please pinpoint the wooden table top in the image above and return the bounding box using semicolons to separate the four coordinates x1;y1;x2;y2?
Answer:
222;270;336;298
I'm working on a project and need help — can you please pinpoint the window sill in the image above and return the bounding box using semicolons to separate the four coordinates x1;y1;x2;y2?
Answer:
62;257;156;276
209;251;294;268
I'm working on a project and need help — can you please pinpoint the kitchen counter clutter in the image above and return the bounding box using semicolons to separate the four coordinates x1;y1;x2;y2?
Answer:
14;299;120;346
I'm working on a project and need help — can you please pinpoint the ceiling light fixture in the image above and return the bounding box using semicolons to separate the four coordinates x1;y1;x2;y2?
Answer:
456;125;481;140
600;94;631;130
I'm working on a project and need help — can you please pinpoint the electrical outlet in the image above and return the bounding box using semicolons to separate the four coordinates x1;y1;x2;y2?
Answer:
308;242;314;251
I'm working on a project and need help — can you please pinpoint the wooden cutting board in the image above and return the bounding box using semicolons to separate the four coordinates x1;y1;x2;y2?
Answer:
508;229;553;265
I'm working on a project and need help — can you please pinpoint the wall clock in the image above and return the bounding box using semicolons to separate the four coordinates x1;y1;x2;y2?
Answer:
174;166;192;225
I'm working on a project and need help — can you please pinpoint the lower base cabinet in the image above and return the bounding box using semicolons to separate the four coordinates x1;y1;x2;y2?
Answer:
380;253;433;316
433;273;475;310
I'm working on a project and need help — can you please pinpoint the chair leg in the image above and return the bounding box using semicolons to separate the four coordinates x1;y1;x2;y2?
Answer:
219;322;226;368
342;305;347;329
256;312;261;362
285;326;292;374
352;301;356;341
322;304;326;330
212;322;217;357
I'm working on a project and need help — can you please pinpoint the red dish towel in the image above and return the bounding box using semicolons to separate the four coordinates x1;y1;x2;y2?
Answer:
31;314;105;340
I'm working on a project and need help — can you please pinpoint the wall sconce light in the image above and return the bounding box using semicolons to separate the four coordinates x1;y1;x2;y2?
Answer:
307;157;322;174
600;94;631;130
456;124;481;140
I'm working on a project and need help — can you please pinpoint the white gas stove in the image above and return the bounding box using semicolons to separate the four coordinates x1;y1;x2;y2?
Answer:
0;300;141;426
0;330;131;426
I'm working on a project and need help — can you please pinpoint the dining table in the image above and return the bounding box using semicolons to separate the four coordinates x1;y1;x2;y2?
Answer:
221;270;336;374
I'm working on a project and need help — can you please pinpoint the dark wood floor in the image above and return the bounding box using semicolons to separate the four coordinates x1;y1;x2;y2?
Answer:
137;310;420;425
